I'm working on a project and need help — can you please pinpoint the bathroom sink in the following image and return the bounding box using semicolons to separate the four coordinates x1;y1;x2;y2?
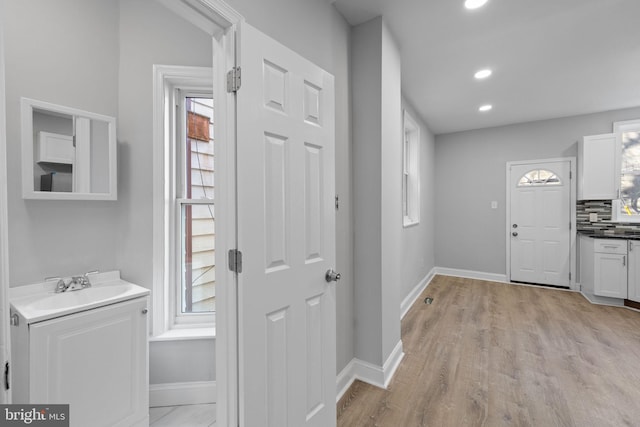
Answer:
26;283;137;312
9;271;150;324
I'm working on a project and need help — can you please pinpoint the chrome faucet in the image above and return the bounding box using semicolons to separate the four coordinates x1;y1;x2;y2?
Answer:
49;270;99;293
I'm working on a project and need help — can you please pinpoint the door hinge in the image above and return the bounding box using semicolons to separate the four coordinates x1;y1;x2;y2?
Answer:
335;195;339;211
569;171;572;179
569;272;572;281
4;362;9;390
227;66;241;93
228;249;243;273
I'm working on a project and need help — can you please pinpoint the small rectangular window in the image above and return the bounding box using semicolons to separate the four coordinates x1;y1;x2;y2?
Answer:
177;96;216;320
403;110;420;227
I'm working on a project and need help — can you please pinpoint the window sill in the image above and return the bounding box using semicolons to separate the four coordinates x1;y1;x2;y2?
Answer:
150;327;216;342
403;219;420;228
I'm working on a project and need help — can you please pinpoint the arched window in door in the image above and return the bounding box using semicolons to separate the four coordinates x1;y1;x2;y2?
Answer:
517;169;561;187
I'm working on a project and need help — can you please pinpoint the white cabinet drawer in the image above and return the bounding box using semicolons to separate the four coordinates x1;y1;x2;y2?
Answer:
594;239;627;254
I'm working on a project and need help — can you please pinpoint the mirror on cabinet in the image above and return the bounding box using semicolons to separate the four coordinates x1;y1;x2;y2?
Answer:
21;98;117;200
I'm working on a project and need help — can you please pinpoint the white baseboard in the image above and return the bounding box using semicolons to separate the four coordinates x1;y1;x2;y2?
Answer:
401;268;436;319
434;267;508;284
335;359;357;403
336;340;404;402
149;381;216;407
131;416;150;427
382;340;404;388
579;291;625;307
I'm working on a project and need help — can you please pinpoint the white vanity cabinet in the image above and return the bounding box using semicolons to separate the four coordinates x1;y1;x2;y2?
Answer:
10;272;149;427
578;133;617;200
627;241;640;303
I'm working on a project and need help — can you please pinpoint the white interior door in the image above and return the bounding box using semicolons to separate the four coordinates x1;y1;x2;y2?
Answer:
236;22;337;427
509;160;572;287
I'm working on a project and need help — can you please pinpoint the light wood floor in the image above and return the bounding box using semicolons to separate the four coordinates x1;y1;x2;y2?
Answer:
337;275;640;427
149;404;216;427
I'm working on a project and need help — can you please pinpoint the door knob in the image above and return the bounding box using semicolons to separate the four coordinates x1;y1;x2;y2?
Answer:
512;232;518;237
325;269;341;283
512;224;518;228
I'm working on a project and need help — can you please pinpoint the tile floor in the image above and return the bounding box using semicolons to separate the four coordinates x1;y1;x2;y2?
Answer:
149;404;216;427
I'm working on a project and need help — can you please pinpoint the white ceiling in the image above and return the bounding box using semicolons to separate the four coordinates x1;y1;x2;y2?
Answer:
331;0;640;135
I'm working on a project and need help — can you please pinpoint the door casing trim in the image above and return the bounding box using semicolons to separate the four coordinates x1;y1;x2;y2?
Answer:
505;157;577;290
153;2;243;426
0;0;11;404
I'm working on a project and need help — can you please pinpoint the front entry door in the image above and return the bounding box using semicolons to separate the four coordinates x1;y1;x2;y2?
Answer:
509;160;572;287
236;23;337;427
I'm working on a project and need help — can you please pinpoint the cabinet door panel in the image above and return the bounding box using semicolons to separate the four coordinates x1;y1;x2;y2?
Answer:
29;298;148;427
628;242;640;302
594;253;628;298
578;134;617;200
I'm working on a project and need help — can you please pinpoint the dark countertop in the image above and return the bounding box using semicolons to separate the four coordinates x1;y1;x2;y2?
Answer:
578;230;640;240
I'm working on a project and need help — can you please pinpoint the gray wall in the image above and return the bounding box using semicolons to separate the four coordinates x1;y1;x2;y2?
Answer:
352;17;407;367
352;17;383;366
224;0;355;374
116;0;212;288
4;0;121;286
115;0;214;385
400;98;436;301
435;106;640;275
4;0;216;385
379;21;402;363
3;0;439;389
150;340;215;384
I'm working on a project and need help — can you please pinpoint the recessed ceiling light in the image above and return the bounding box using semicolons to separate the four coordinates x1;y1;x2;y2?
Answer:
465;0;489;10
474;69;492;79
479;104;493;112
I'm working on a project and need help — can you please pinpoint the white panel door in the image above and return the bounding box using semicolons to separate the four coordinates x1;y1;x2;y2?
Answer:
236;23;337;427
509;161;571;287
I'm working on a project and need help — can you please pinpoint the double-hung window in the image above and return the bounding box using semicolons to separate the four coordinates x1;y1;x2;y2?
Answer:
403;110;420;227
152;66;215;338
175;93;216;321
613;119;640;222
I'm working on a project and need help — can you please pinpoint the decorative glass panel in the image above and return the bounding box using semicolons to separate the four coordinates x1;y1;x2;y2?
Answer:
517;169;561;187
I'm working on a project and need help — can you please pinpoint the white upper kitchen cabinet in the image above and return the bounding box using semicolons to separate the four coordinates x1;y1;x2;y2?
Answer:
578;133;617;200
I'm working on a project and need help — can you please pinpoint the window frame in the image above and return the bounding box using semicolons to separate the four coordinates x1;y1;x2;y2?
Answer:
402;110;420;227
152;66;216;340
612;119;640;223
172;91;215;327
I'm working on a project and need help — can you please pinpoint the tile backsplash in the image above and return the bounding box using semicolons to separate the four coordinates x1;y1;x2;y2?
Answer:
577;200;640;233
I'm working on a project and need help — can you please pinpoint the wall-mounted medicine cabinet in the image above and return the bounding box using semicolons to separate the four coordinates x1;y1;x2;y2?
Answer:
21;98;117;200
